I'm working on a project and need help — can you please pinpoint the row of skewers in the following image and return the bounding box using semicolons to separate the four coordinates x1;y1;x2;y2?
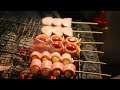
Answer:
30;51;110;78
0;16;111;79
29;17;111;79
0;16;103;55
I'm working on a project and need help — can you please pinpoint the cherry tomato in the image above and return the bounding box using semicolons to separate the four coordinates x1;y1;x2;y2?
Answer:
66;43;76;51
53;42;62;48
68;37;77;42
52;36;62;42
39;36;47;42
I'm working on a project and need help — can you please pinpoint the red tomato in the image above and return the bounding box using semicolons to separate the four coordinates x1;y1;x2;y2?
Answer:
52;36;62;42
39;36;47;42
66;44;76;51
53;42;62;48
68;37;77;42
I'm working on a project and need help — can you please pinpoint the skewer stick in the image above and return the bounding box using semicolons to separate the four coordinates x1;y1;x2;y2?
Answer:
74;60;106;65
76;71;111;77
73;30;103;34
72;21;98;25
81;42;104;44
81;50;104;54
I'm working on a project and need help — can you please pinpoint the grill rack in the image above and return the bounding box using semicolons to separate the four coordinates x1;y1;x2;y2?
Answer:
0;16;111;79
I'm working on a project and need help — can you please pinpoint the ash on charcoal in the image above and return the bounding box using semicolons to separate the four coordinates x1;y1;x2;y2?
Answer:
7;61;30;79
18;37;34;48
74;24;102;79
8;65;24;79
17;19;41;50
0;52;30;79
0;31;18;53
0;53;12;66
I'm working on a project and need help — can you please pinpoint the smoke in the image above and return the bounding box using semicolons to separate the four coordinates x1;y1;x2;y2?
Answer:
0;11;100;21
0;11;60;19
39;11;60;18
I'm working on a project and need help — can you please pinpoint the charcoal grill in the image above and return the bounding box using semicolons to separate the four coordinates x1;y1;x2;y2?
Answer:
0;16;111;79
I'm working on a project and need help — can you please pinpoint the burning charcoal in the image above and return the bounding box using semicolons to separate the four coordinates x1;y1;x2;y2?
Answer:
20;68;31;79
0;65;11;79
9;65;24;79
0;31;18;53
20;73;24;79
0;53;12;66
13;58;19;66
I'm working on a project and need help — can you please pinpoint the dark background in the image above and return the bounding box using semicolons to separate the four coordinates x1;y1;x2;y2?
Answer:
0;11;100;21
104;11;120;64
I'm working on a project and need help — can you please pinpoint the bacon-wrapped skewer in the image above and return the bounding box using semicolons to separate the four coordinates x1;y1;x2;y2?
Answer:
51;35;64;43
52;62;64;77
32;34;51;53
30;51;41;61
60;53;74;65
41;60;52;77
64;42;80;56
30;59;41;74
50;41;64;55
41;51;51;62
65;36;81;46
63;64;76;78
51;52;61;63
